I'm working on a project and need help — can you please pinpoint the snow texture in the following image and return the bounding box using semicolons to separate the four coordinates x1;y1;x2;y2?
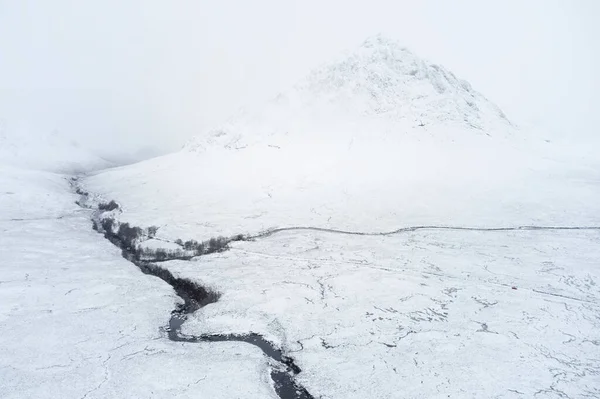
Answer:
0;168;277;399
84;37;599;242
172;227;600;398
2;35;600;399
185;35;511;152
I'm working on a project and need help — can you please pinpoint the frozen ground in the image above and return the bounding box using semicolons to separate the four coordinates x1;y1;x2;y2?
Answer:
2;35;599;398
77;36;600;398
3;164;598;399
83;127;600;243
83;37;600;242
0;166;278;399
167;228;600;398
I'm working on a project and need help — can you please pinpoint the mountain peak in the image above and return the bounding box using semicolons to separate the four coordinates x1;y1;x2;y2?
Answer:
296;35;508;126
360;33;409;50
186;36;511;151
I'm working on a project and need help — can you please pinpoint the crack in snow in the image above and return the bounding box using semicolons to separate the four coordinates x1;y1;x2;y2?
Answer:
79;354;111;399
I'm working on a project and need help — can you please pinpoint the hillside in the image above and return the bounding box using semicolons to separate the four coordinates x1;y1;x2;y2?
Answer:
84;36;598;240
186;35;511;152
6;36;600;399
0;122;111;173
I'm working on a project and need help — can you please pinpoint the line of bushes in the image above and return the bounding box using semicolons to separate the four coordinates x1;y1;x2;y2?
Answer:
139;247;190;261
173;236;231;255
96;214;245;262
94;197;248;262
98;200;119;211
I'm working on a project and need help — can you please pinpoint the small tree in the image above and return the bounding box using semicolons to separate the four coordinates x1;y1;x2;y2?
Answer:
208;236;228;253
154;249;168;261
117;223;143;248
98;200;119;211
194;242;205;255
147;226;159;238
101;218;115;234
184;240;199;251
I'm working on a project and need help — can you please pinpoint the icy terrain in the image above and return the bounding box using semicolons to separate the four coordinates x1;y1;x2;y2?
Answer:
2;35;600;398
0;168;279;398
79;37;600;398
173;227;600;398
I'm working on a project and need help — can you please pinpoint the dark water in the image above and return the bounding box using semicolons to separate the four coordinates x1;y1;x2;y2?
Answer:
139;256;314;399
73;176;600;399
76;185;314;399
168;314;313;399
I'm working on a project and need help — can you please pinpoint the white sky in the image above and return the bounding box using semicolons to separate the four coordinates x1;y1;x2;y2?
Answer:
0;0;598;156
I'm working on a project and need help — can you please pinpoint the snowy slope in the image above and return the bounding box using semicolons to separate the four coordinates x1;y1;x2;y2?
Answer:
85;36;599;240
0;121;111;173
6;35;599;399
186;35;511;152
173;227;600;399
0;167;275;399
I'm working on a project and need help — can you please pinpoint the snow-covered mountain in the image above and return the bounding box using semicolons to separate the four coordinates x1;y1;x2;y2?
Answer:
186;35;511;152
7;35;599;399
84;35;600;242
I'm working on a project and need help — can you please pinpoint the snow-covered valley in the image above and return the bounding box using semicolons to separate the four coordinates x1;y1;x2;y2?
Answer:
2;36;599;398
177;226;600;398
0;167;280;399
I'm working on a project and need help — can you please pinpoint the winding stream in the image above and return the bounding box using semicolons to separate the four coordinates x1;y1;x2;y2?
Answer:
72;179;314;399
72;176;600;399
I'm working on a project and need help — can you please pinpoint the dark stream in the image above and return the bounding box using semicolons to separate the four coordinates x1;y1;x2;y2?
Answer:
72;180;314;399
134;251;313;399
71;176;600;399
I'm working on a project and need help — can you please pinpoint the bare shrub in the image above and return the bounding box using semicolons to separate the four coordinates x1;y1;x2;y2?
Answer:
117;223;143;249
101;217;115;234
208;236;229;253
154;248;168;261
98;200;119;212
147;226;159;238
232;234;246;241
184;240;200;251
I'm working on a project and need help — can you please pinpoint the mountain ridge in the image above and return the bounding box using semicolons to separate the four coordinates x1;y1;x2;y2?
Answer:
186;35;512;152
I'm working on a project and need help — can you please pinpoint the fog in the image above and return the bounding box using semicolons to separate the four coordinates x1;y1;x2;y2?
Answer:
1;1;598;160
